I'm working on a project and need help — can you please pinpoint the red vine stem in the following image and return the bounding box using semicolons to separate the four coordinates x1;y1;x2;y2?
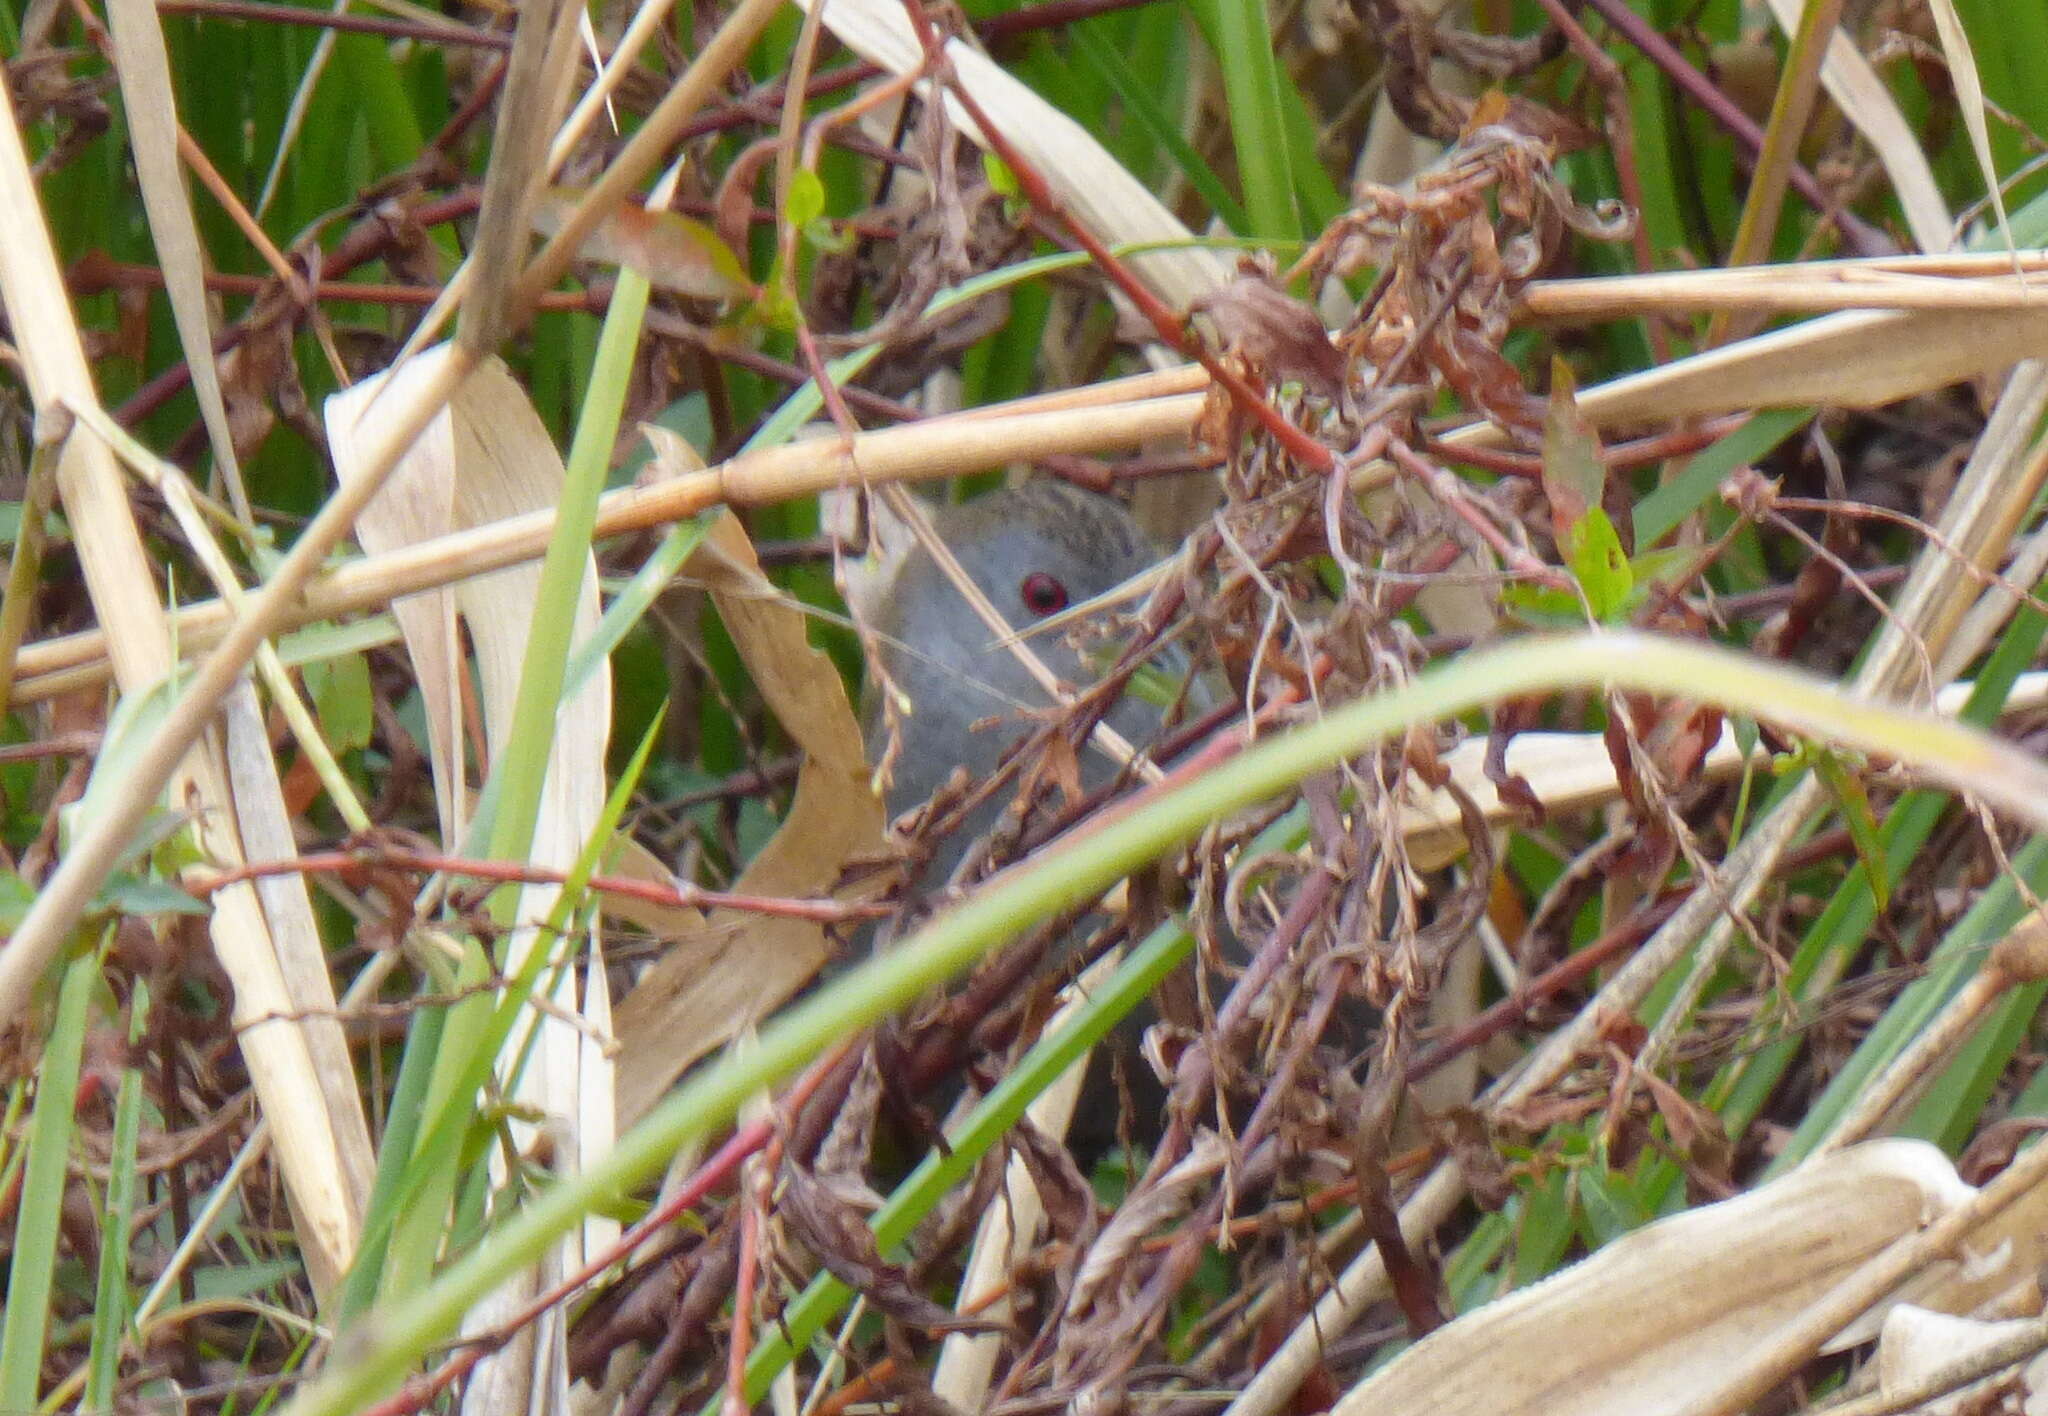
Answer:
894;6;1338;475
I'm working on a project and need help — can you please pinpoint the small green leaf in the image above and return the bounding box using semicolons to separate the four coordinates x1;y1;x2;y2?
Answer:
1509;1163;1574;1289
982;151;1019;198
785;168;826;230
1542;359;1633;621
1626;544;1698;589
1499;581;1586;626
97;874;208;918
66;675;178;848
1566;506;1634;622
304;651;374;753
1810;747;1891;910
1575;1162;1650;1247
194;1257;305;1301
1732;715;1759;759
752;274;801;333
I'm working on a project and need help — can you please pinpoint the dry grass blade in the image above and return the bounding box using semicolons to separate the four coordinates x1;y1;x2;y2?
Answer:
550;0;677;166
1715;0;1841;297
323;350;468;841
1486;305;2048;429
1526;267;2048;316
1925;0;2018;262
0;60;368;1292
101;0;249;517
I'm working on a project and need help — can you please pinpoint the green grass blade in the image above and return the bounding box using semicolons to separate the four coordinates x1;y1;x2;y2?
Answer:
330;992;447;1326
1067;22;1248;233
0;939;98;1408
1632;407;1811;547
1193;0;1299;240
1902;980;2046;1150
85;976;148;1411
481;244;655;877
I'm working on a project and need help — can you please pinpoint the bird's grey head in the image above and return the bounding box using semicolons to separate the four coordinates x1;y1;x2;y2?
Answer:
865;482;1171;858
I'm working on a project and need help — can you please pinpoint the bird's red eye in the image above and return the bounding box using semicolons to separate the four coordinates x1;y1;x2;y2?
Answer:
1020;571;1069;616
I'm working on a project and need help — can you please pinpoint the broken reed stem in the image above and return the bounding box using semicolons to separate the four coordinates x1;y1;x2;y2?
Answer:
1526;268;2048;318
12;389;1206;701
1816;916;2048;1156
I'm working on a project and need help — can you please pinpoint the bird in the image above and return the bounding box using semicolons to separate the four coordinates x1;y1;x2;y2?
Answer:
859;479;1196;1153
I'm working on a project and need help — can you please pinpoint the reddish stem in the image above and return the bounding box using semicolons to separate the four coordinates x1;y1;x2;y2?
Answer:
159;0;507;47
901;10;1338;475
193;846;887;923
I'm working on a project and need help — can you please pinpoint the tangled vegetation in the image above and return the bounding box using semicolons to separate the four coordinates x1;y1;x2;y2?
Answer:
7;1;2048;1415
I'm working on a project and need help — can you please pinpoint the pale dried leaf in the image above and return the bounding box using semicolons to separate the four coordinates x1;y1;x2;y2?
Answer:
1331;1140;1974;1416
531;188;754;300
1829;1169;2048;1350
324;357;466;844
614;511;885;1127
1875;1306;2048;1416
